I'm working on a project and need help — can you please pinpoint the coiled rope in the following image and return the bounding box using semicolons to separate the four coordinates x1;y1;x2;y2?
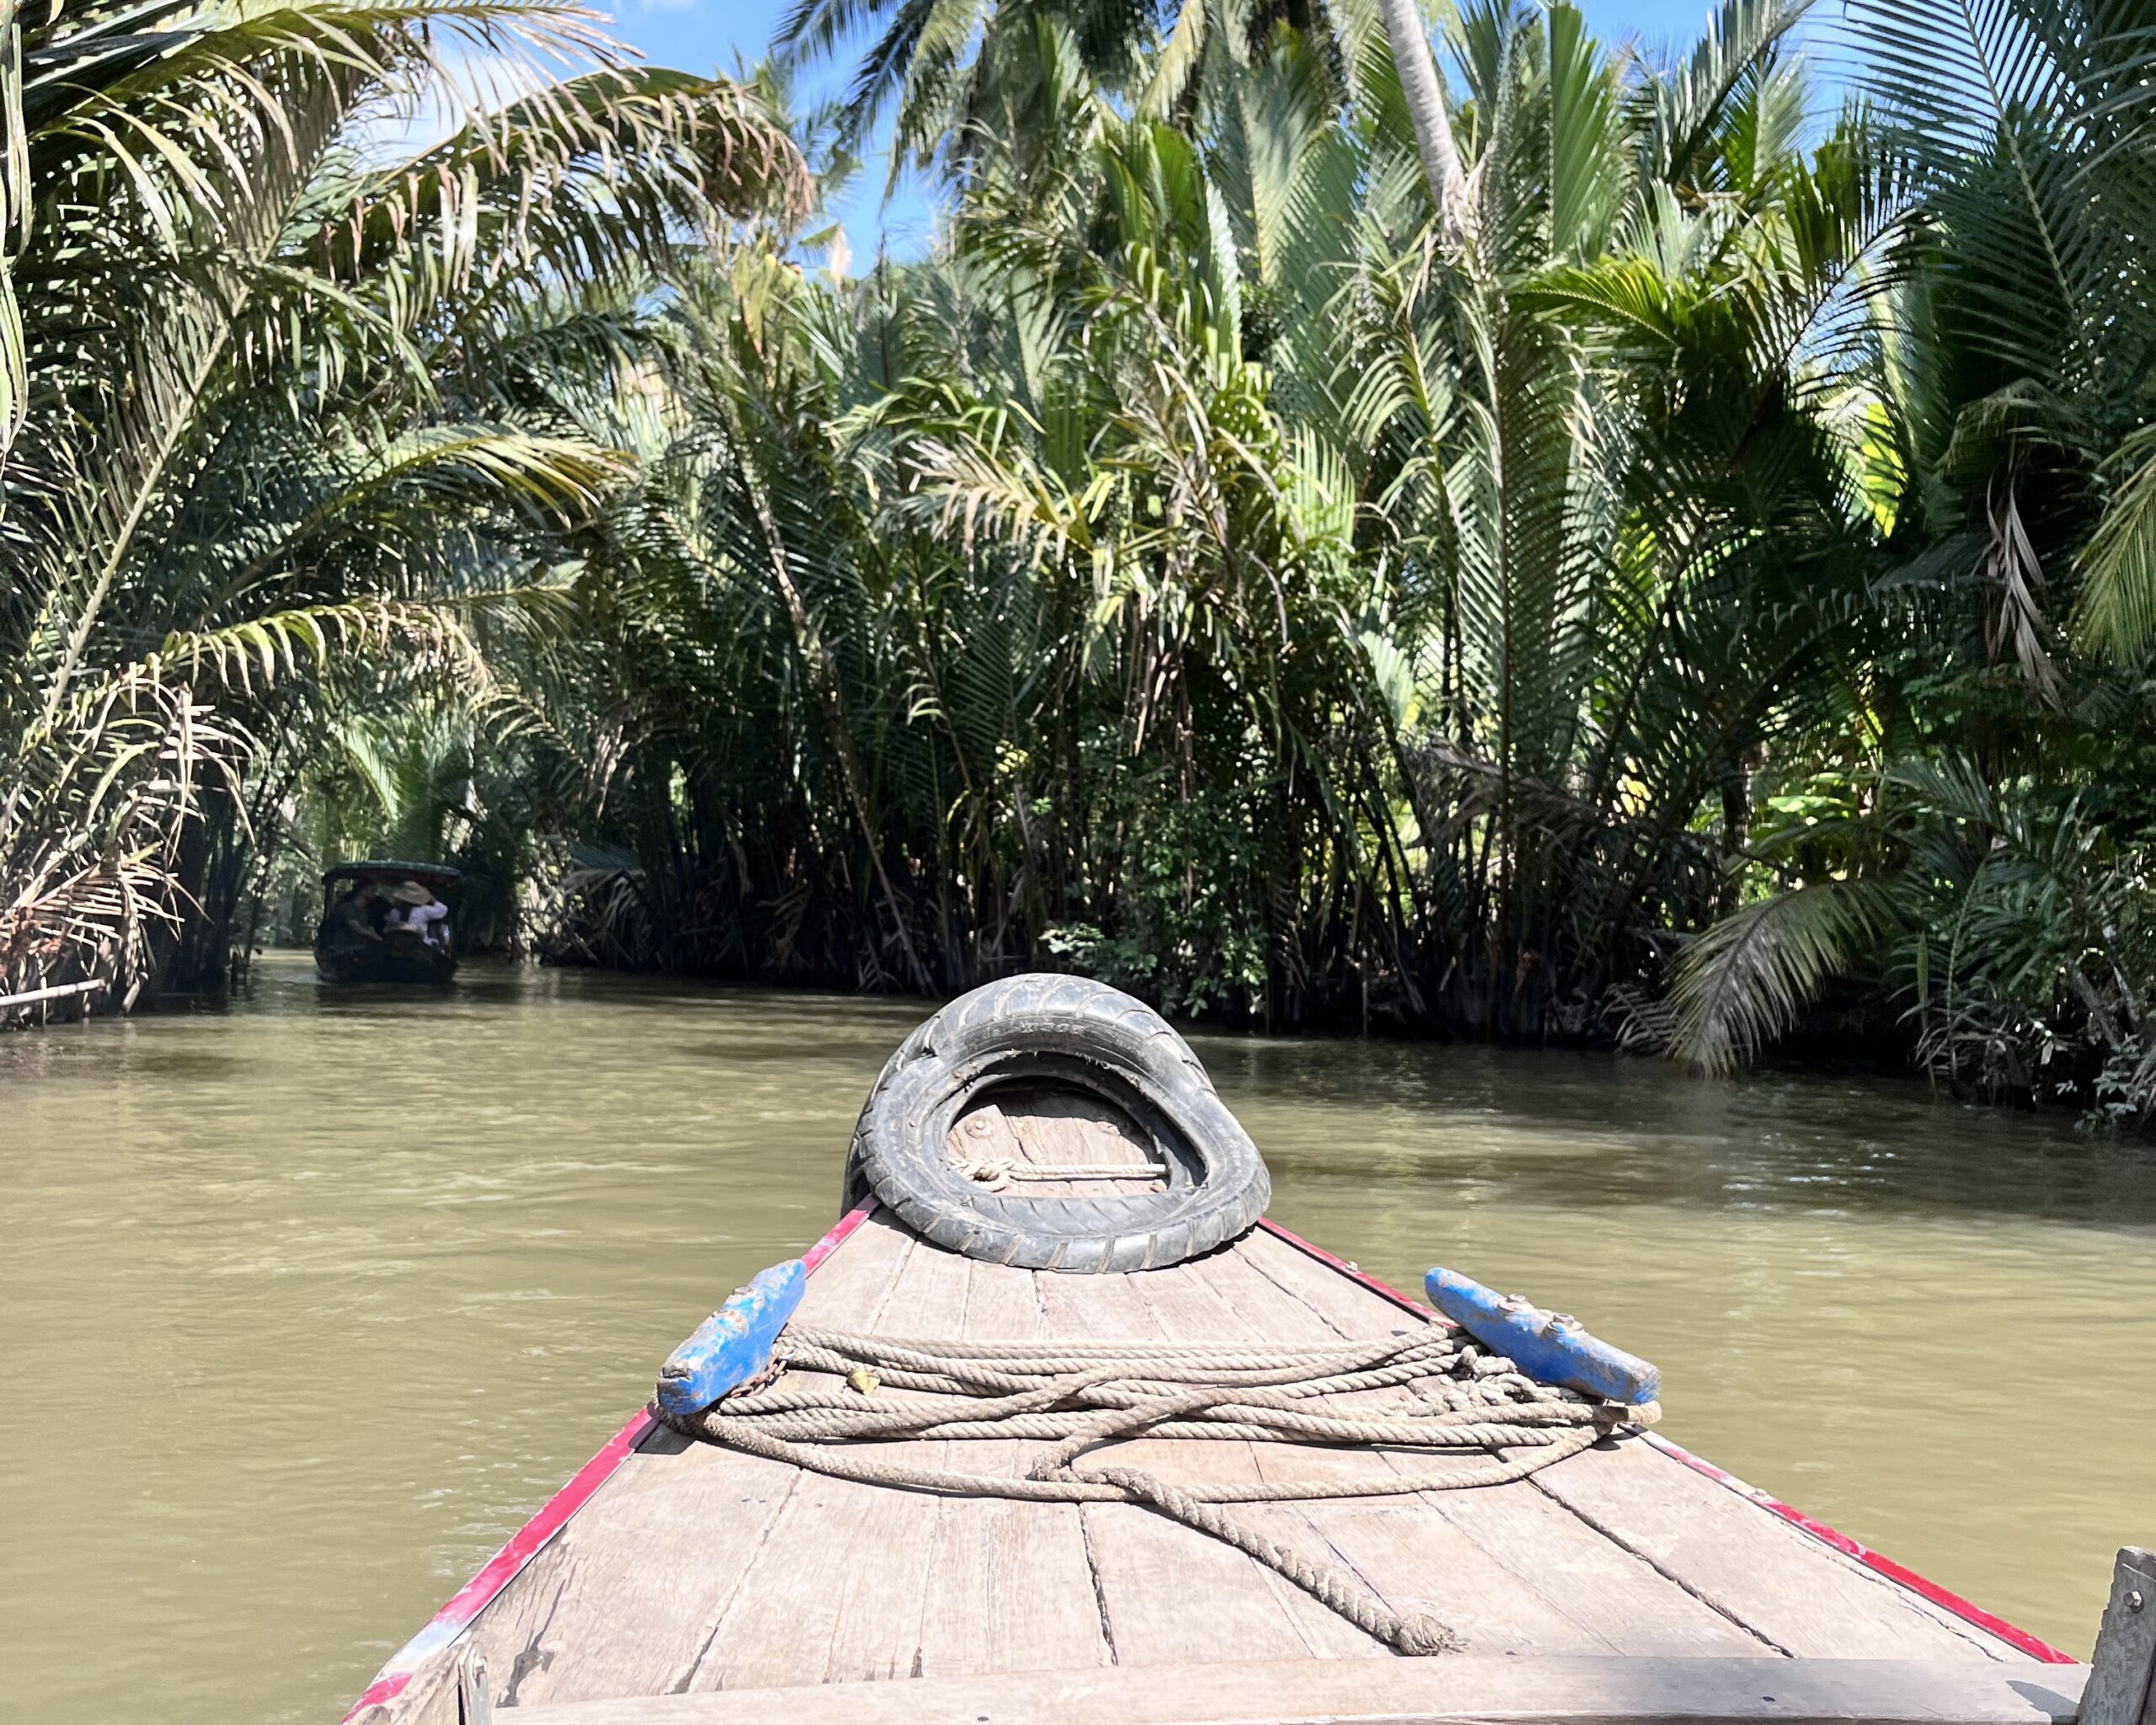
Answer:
664;1325;1659;1658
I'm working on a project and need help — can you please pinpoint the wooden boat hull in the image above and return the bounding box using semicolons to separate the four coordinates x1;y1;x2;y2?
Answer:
313;933;456;985
344;1204;2079;1725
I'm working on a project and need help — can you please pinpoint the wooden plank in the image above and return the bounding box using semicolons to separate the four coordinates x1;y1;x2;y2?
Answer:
910;1255;1113;1678
951;1090;1160;1199
1121;1258;1390;1662
446;1218;925;1707
1129;1252;1437;1655
458;1444;802;1706
346;1217;899;1723
1428;1477;1774;1657
1237;1226;1437;1341
788;1211;916;1328
1030;1262;1359;1668
685;1226;963;1690
344;1642;462;1725
371;1199;2047;1721
504;1653;2092;1725
1237;1231;2031;1667
2082;1546;2156;1725
0;976;105;1011
1193;1238;1767;1659
445;1215;912;1709
682;1470;932;1689
1144;1252;1616;1660
1530;1432;2032;1664
827;1240;978;1683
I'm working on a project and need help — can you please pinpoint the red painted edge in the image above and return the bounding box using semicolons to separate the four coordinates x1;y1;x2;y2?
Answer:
1252;1216;2074;1666
340;1201;881;1720
1639;1432;2075;1664
1255;1215;1454;1324
803;1198;875;1273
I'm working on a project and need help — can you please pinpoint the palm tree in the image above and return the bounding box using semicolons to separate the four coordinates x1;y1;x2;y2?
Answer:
1667;0;2156;1106
0;0;804;1007
776;0;1471;227
1849;0;2156;668
1374;0;1470;230
512;3;1888;1037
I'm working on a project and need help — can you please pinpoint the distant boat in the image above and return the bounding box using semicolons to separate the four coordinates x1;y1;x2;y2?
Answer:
313;861;460;985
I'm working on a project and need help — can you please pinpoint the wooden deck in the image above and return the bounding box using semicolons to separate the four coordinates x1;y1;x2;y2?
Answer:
349;1196;2075;1723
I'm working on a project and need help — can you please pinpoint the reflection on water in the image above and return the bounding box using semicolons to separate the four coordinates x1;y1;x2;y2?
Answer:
2;956;2149;1722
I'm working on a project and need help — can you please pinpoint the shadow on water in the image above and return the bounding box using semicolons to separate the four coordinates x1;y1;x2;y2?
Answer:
57;1047;253;1081
1192;1028;2156;1229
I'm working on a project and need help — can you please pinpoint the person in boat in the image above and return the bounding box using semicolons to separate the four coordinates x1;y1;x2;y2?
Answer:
387;880;451;948
331;881;387;943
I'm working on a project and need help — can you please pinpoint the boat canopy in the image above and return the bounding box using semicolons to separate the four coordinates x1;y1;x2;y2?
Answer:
320;859;462;900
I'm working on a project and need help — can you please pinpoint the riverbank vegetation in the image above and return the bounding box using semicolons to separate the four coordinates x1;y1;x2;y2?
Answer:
6;0;2156;1119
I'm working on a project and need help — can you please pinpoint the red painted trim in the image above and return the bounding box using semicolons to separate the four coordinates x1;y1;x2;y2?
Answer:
339;1407;657;1717
1641;1432;2075;1664
803;1198;876;1272
341;1202;880;1720
1257;1216;2072;1667
1256;1215;1454;1324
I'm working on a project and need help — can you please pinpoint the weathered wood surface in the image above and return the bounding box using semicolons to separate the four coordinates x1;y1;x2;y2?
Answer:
404;1220;915;1717
1529;1435;2025;1664
363;1092;2043;1721
2081;1547;2156;1725
1233;1227;2036;1667
504;1657;2090;1725
351;1642;461;1725
0;975;105;1011
947;1085;1163;1197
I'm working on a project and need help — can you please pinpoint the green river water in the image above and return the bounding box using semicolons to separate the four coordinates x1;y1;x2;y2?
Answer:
3;953;2152;1722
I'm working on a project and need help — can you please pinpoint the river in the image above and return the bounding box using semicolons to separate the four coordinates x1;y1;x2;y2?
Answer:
3;954;2150;1721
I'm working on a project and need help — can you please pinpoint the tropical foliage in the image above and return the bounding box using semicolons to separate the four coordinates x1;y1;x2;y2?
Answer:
8;0;2156;1124
1663;0;2156;1113
536;0;1902;1035
0;0;802;1007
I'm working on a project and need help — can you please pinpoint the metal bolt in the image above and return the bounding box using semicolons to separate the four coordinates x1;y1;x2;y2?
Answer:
2128;1589;2146;1615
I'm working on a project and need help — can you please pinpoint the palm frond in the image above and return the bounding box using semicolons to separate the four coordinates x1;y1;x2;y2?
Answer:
2073;424;2156;662
1670;879;1899;1072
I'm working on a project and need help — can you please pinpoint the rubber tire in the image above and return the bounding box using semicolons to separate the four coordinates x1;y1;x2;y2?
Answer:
843;975;1271;1273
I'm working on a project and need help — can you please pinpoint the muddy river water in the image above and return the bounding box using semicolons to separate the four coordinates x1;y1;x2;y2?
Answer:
3;955;2152;1721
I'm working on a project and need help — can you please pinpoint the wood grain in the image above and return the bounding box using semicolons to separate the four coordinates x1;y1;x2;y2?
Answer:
364;1170;2045;1721
910;1256;1112;1677
503;1654;2091;1725
1194;1232;1765;1658
1237;1227;2031;1666
1529;1438;2036;1664
686;1224;958;1689
2080;1546;2156;1725
947;1087;1161;1199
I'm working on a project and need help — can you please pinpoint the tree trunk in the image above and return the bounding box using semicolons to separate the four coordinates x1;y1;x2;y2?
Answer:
1375;0;1471;238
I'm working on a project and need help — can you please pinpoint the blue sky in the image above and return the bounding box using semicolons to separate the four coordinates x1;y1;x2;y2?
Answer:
597;0;1780;264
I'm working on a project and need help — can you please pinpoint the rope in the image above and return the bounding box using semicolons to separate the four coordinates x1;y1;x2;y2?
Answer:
665;1327;1658;1658
955;1159;1166;1190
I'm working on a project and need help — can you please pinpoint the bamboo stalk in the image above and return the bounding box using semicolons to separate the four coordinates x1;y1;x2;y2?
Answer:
0;977;108;1010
